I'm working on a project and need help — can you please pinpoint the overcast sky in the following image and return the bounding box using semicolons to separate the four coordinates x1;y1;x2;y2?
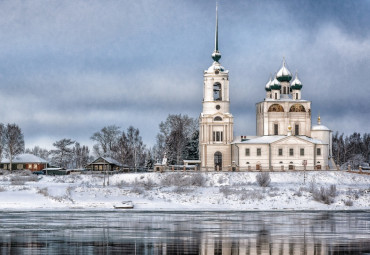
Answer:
0;0;369;150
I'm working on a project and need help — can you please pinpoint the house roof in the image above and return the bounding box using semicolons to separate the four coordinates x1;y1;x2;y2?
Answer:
87;156;123;167
2;153;48;164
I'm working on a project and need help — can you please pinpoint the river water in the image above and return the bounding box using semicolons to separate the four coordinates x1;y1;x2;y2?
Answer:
0;211;369;254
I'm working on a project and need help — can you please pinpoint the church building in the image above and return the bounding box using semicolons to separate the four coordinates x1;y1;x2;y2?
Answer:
199;7;335;171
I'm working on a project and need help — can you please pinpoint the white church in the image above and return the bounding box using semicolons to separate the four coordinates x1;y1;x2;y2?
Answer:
199;7;336;171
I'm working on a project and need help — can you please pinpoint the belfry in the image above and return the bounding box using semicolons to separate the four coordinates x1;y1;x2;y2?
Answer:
199;4;233;171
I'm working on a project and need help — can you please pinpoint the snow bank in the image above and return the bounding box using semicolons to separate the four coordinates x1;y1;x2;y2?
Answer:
0;171;369;211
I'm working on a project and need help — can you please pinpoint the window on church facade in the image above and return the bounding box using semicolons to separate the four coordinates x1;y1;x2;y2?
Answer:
213;131;223;142
274;124;278;135
300;148;304;156
295;124;299;135
289;148;294;156
257;148;261;156
278;148;283;156
317;148;321;156
274;93;277;99
213;83;222;101
245;148;250;156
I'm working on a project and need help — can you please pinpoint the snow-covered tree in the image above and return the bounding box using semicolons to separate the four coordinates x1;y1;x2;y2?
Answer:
50;139;75;168
90;125;120;157
25;146;50;160
4;123;25;170
155;114;197;165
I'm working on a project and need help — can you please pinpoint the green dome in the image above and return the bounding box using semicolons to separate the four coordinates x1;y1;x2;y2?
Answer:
276;59;292;82
290;74;303;90
270;77;281;90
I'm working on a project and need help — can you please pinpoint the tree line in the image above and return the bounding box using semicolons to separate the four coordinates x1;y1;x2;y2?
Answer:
5;117;368;170
0;114;199;170
332;132;370;168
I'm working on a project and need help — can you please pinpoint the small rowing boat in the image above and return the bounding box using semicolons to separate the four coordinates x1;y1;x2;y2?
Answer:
114;201;134;209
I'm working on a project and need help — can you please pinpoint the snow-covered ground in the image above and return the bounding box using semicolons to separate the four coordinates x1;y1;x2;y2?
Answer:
0;170;369;211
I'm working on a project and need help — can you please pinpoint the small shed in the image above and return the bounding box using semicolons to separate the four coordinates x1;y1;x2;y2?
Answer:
1;154;49;171
85;157;124;171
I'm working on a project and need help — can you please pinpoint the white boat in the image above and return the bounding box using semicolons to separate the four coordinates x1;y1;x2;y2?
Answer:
114;201;134;209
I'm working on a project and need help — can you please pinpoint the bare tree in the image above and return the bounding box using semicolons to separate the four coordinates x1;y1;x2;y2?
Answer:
0;123;5;163
4;123;25;170
50;139;75;168
112;131;129;166
72;142;90;168
90;125;120;157
126;126;145;170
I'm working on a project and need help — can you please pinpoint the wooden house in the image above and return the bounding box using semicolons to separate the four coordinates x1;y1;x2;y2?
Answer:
85;157;125;171
1;154;49;171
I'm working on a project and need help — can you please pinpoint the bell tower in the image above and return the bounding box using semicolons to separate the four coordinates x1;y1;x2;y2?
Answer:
199;4;233;171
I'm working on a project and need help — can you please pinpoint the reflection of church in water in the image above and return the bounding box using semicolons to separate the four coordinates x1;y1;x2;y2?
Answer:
199;7;336;171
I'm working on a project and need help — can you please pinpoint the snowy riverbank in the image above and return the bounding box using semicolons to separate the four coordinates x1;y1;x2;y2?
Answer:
0;171;369;211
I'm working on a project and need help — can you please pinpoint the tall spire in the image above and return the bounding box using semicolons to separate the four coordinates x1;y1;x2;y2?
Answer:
212;2;221;62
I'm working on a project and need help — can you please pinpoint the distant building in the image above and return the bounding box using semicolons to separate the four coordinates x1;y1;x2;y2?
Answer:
199;7;334;171
1;153;48;171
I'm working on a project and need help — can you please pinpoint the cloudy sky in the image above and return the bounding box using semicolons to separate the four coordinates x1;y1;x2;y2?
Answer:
0;0;369;150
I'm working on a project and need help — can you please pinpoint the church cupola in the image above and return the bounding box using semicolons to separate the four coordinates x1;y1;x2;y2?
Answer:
276;58;292;82
265;76;272;99
270;77;281;100
291;72;303;100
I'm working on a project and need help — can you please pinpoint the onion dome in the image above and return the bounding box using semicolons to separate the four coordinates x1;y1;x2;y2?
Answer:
290;73;303;90
276;58;292;82
269;77;281;90
265;76;272;91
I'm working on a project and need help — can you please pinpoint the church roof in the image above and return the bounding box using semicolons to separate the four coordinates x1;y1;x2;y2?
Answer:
233;135;324;145
206;61;226;73
312;125;330;131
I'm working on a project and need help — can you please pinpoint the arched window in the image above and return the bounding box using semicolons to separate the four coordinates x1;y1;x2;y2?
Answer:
214;151;222;170
295;124;299;135
289;104;306;112
268;104;284;112
213;83;222;101
214;116;222;121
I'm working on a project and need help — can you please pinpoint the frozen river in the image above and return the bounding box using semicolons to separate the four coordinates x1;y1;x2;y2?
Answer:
0;210;369;254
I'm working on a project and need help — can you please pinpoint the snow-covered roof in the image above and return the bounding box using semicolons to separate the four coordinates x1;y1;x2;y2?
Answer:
102;157;123;166
233;135;324;145
88;157;123;167
2;153;48;164
206;61;227;73
264;98;309;102
297;136;324;144
234;136;286;144
312;124;330;131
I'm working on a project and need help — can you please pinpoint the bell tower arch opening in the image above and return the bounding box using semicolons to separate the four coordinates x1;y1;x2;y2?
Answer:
213;82;222;101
